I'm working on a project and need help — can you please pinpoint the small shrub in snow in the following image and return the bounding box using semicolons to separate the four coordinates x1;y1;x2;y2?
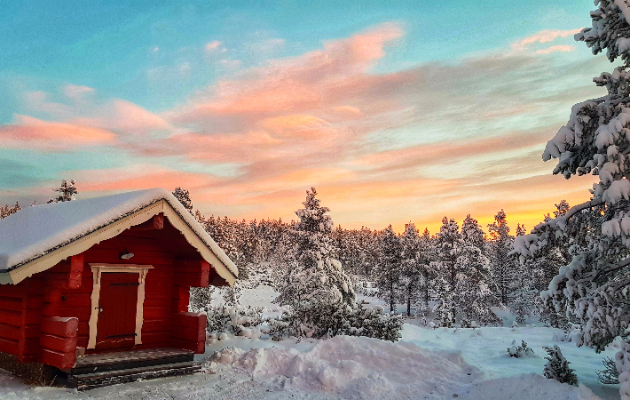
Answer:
205;306;263;337
597;356;620;385
189;286;215;312
507;340;534;358
542;345;578;386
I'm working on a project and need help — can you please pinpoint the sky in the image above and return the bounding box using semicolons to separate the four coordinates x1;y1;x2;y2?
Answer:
0;0;614;234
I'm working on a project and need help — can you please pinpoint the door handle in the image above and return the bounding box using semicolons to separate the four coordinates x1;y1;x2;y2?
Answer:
99;307;104;313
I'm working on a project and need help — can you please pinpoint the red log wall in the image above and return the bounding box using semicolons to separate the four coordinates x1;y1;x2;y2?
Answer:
0;216;216;370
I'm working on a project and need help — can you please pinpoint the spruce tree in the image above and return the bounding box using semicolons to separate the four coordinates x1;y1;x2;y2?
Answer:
510;3;630;398
543;345;578;386
375;225;403;313
400;222;423;316
456;216;499;326
172;187;194;215
48;179;78;203
487;210;514;305
275;187;355;309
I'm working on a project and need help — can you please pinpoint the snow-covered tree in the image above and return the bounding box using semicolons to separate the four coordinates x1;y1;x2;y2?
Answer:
462;214;485;249
543;345;578;386
432;277;454;327
487;210;515;305
275;187;355;309
400;222;424;316
597;356;620;385
375;225;403;313
554;200;570;218
455;215;500;326
515;223;527;237
511;3;630;398
436;217;464;288
48;179;78;203
0;202;21;220
172;187;194;215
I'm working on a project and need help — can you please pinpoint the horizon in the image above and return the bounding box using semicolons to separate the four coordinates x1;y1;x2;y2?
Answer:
0;1;606;235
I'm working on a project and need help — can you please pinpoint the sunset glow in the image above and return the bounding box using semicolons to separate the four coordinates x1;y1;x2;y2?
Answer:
0;0;607;233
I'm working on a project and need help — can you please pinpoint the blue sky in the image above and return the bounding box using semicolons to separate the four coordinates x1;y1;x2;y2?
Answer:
0;0;611;232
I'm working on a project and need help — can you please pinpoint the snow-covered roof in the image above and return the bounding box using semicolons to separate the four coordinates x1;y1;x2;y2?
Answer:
0;188;238;285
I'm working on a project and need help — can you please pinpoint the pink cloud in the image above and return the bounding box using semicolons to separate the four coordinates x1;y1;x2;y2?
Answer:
77;165;220;192
0;115;116;150
536;45;575;54
169;22;404;124
511;28;581;53
205;40;223;52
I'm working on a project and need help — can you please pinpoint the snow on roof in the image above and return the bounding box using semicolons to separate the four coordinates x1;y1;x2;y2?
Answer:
0;188;238;276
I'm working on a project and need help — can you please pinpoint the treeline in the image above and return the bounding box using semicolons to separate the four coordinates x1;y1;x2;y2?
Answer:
175;188;570;328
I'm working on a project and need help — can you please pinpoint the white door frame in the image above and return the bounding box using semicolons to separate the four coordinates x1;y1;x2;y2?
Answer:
87;263;153;350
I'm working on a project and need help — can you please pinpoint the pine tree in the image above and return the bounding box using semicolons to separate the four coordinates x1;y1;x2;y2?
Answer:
172;187;194;215
543;345;578;386
597;356;620;385
48;179;78;203
432;277;454;327
455;215;499;326
375;225;403;313
400;222;422;316
487;210;514;305
554;200;570;218
510;4;630;398
436;217;464;288
0;202;21;220
515;223;526;237
462;214;485;249
416;227;434;316
275;187;355;309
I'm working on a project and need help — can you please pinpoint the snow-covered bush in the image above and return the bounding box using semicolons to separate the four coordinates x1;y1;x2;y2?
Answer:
189;286;215;312
597;356;620;385
268;302;403;342
205;306;263;336
507;340;534;358
542;345;578;386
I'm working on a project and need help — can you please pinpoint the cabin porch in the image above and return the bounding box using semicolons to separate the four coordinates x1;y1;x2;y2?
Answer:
61;347;200;390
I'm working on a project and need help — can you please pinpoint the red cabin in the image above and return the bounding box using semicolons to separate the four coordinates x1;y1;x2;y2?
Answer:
0;189;237;389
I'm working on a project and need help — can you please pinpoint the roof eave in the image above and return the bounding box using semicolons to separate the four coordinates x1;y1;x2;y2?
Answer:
0;199;237;286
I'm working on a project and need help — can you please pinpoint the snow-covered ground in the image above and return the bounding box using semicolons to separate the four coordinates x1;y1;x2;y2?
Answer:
0;285;621;399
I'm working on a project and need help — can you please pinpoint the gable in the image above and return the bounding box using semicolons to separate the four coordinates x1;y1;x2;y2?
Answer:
0;190;237;286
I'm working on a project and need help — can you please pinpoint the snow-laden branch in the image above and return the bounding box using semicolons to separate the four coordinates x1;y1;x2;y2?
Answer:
592;257;630;281
563;198;605;221
615;0;630;27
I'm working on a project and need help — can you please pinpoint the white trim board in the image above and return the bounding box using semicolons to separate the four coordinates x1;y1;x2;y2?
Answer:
87;263;153;350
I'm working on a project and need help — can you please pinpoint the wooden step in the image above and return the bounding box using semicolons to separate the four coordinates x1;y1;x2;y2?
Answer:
68;361;201;391
72;353;194;375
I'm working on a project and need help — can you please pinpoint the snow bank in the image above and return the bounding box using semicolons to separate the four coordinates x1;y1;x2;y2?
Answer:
212;335;480;399
455;373;600;400
0;188;237;275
